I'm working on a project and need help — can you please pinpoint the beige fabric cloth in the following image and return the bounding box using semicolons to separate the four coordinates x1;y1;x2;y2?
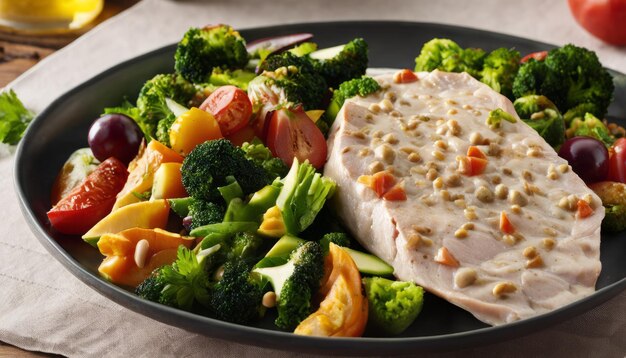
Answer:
2;0;625;356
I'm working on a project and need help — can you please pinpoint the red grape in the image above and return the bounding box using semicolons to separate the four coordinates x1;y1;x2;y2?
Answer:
558;136;609;184
88;114;143;165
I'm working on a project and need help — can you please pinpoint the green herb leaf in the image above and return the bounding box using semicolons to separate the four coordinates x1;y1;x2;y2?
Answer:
0;90;34;145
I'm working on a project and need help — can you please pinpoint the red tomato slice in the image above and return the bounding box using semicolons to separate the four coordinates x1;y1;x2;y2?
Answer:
520;51;548;63
226;124;257;147
265;106;327;169
47;157;128;235
608;138;626;183
200;85;252;136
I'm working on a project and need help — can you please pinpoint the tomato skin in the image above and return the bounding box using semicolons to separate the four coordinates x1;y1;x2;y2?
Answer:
568;0;626;46
608;138;626;183
520;51;548;63
200;85;252;136
47;157;128;235
266;106;327;169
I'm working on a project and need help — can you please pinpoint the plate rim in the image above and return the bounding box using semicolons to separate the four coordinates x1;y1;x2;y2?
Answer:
13;20;626;355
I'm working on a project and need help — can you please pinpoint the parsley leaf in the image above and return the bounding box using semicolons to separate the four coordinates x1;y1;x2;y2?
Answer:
0;90;34;145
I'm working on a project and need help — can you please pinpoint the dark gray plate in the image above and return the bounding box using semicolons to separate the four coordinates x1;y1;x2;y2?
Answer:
14;21;626;355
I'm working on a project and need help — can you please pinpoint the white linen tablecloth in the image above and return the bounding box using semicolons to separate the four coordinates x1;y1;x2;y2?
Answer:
2;0;625;356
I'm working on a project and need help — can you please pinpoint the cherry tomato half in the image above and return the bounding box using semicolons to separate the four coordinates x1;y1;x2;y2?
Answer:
608;138;626;183
265;106;327;169
47;157;128;235
200;85;252;136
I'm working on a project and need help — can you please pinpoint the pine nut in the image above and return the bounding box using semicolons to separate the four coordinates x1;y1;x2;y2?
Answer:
262;291;277;308
492;282;517;297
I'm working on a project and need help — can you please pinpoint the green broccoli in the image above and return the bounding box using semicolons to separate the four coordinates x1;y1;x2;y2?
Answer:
275;158;337;235
209;259;265;324
241;140;289;181
288;42;318;57
253;241;324;329
602;205;626;232
513;95;565;147
208;68;256;91
174;25;249;83
310;38;369;89
326;76;381;125
479;48;521;99
569;112;615;147
414;38;485;78
362;277;424;335
249;52;328;112
181;139;269;202
319;232;350;254
135;73;197;139
135;268;171;304
188;199;225;231
229;231;265;260
486;108;517;129
563;102;600;125
512;44;614;118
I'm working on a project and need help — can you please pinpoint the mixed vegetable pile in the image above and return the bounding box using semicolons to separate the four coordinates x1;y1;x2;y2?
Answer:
43;24;625;336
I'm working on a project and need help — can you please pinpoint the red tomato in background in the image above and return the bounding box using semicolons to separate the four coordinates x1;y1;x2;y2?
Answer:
200;85;252;136
47;157;128;235
266;106;327;169
568;0;626;46
608;138;626;182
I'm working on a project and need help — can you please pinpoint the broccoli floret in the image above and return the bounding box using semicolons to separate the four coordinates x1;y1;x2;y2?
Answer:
362;277;424;335
414;38;485;78
513;95;565;147
188;199;225;231
320;232;350;254
181;139;268;202
209;259;264;324
135;268;171;304
253;241;324;329
241;140;289;181
135;73;197;139
486;108;517;129
311;38;369;89
174;25;249;83
569;112;615;147
208;68;256;91
230;231;265;260
326;76;381;125
289;42;318;57
249;52;328;112
602;205;626;232
480;48;521;99
275;158;337;235
512;44;614;118
563;102;600;125
155;113;176;146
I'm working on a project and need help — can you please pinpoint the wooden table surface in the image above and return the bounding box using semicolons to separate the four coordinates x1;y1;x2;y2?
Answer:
0;1;138;355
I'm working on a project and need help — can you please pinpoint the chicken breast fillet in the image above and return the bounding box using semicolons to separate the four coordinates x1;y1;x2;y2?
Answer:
324;70;603;325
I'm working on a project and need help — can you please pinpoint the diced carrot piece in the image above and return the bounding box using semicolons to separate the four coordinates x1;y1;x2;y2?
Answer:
468;157;488;176
467;146;487;159
372;171;396;198
434;247;459;267
577;199;594;218
383;184;407;201
500;211;515;234
393;69;419;84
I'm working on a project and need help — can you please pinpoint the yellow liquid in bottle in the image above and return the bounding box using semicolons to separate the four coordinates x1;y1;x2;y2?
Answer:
0;0;104;31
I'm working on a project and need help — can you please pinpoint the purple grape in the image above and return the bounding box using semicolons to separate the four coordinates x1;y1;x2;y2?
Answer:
182;216;193;232
558;136;609;183
88;114;143;165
